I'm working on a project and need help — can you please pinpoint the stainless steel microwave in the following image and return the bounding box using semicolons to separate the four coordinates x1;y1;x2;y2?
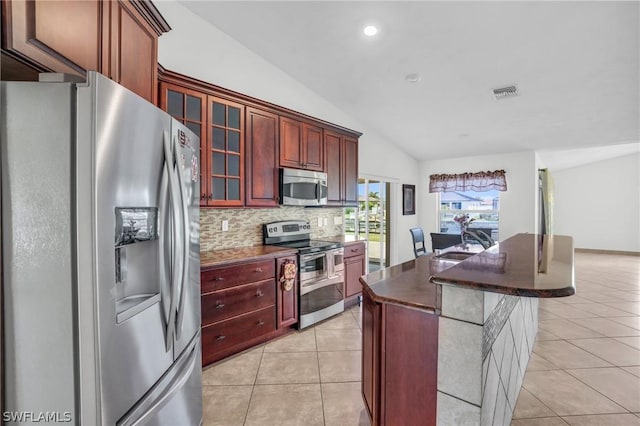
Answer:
280;167;328;206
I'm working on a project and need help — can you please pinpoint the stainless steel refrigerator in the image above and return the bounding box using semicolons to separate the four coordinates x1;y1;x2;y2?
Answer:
1;72;202;425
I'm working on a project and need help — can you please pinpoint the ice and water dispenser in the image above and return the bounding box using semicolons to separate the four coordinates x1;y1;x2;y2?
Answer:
114;207;161;323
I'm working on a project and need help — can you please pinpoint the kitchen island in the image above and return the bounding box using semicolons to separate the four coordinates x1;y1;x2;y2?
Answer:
360;233;575;426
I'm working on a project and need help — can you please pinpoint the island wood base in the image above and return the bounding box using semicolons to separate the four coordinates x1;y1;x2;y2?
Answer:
362;286;539;425
362;291;438;425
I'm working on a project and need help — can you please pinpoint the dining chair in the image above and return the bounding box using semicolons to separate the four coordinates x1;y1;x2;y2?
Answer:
430;233;463;252
409;227;427;258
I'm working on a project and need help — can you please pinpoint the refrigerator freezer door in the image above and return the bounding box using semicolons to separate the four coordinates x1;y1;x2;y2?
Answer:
116;332;202;426
85;73;176;424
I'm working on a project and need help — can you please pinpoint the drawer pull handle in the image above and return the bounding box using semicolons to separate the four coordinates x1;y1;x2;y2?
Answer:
257;320;265;326
255;267;263;273
256;290;264;298
216;335;226;341
215;277;224;281
215;302;225;309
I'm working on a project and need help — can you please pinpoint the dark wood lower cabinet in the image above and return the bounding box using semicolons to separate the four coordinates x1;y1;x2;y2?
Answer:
201;255;298;367
344;242;366;307
362;291;439;426
202;306;276;366
362;291;380;421
276;256;298;328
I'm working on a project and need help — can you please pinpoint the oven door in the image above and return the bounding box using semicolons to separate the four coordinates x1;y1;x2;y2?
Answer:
327;248;344;279
299;252;328;284
299;276;344;329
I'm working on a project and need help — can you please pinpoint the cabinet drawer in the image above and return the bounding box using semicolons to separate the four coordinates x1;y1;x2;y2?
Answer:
201;260;275;293
202;279;275;326
202;306;276;356
344;242;366;259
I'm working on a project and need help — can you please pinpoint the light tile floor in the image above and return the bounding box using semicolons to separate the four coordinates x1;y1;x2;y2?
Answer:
202;252;640;425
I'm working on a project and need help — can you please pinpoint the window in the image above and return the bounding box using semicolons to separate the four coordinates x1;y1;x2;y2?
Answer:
439;190;500;240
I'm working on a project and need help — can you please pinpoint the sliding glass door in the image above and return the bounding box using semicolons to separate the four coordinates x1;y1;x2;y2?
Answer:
345;178;390;272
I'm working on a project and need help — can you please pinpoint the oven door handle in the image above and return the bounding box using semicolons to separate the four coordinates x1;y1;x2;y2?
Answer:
300;274;344;296
300;252;326;263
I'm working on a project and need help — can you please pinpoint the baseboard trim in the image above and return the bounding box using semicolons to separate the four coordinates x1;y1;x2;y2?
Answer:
575;248;640;257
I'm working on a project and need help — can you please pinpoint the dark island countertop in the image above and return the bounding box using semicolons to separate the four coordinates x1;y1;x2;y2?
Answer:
360;233;575;313
200;245;298;270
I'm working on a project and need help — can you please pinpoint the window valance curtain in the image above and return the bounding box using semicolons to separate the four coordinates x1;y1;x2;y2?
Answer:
429;170;507;193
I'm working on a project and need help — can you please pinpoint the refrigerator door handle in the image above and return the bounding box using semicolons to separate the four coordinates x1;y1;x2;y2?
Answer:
162;130;182;352
158;150;171;346
116;334;199;426
174;132;190;339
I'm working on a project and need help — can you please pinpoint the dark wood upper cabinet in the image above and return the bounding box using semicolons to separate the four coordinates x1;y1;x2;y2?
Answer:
302;122;323;171
158;81;208;202
1;0;102;76
207;95;245;207
1;0;169;103
157;69;361;208
279;116;303;170
280;117;324;172
342;136;358;205
325;130;359;206
246;107;279;207
107;0;163;103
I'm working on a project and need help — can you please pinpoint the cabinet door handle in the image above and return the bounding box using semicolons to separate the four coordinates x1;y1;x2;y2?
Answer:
216;335;226;341
215;277;224;281
255;267;263;273
215;302;225;309
257;320;265;326
256;290;264;298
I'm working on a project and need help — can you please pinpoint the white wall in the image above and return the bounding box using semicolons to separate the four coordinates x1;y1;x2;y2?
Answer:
155;1;420;264
553;152;640;252
419;151;538;248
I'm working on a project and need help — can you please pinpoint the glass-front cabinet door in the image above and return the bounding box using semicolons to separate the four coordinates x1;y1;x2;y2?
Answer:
159;82;208;203
208;96;244;207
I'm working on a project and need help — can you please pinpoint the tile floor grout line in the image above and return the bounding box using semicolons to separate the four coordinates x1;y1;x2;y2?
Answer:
561;365;636;414
242;344;266;425
314;326;329;426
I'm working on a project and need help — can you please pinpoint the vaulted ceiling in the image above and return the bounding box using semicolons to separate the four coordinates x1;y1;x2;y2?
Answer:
179;1;639;166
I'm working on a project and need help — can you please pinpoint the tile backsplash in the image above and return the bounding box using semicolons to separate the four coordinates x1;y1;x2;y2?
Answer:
200;207;345;252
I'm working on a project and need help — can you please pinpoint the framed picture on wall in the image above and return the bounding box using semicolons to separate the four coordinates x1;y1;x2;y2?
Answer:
403;184;415;215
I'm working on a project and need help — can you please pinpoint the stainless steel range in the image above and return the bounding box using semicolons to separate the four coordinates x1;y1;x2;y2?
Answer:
264;220;344;328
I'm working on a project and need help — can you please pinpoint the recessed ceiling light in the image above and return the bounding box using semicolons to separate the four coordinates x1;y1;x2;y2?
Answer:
405;73;421;83
363;25;378;36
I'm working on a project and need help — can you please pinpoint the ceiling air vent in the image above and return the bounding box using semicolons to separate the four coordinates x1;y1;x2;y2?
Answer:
492;85;519;100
